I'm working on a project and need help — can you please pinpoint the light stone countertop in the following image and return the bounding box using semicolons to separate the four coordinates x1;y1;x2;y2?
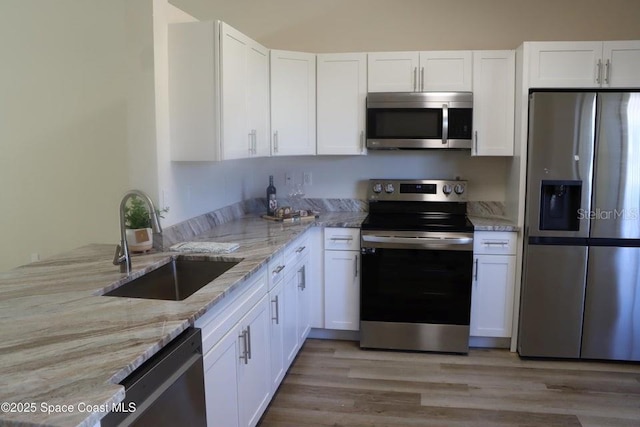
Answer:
0;212;366;427
469;215;520;232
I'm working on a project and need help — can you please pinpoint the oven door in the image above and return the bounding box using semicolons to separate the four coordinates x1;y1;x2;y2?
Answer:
360;231;473;352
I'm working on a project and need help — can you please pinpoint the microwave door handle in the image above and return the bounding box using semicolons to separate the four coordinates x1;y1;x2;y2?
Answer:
442;104;448;145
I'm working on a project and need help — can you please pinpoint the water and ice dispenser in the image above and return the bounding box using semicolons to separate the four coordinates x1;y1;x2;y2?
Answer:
539;180;582;231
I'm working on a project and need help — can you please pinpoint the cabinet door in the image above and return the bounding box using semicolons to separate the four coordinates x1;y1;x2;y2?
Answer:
472;50;515;156
168;21;220;161
246;40;271;157
220;23;250;160
317;53;367;155
282;269;299;369
268;280;285;393
470;254;516;338
296;258;311;345
528;41;603;88
203;326;240;427
270;50;316;156
603;40;640;88
367;51;419;92
324;250;360;331
237;295;271;427
419;51;472;91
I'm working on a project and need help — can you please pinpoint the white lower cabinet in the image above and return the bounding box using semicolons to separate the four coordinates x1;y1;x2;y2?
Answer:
323;228;361;331
470;232;517;338
194;228;319;426
198;270;271;427
268;279;285;393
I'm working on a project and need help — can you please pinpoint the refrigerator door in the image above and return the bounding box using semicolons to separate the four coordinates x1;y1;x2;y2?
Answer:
518;245;588;358
591;92;640;239
582;246;640;361
526;92;596;238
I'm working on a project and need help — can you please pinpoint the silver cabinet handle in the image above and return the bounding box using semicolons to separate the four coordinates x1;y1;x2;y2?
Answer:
360;130;365;152
248;132;253;155
605;59;611;84
483;241;508;247
246;325;252;360
273;130;279;153
474;130;478;154
273;265;285;274
251;129;257;154
296;246;306;253
596;59;602;84
354;255;358;278
330;236;353;241
421;67;425;92
474;258;479;281
442;104;449;145
239;329;248;364
413;67;417;91
272;295;279;324
297;265;306;290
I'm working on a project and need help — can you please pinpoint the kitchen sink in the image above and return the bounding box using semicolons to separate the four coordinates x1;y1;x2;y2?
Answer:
104;257;240;301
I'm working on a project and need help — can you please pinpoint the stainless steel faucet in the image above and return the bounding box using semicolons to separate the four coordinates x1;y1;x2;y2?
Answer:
113;190;163;274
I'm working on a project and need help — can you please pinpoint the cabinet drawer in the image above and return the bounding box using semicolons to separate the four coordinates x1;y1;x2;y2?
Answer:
267;251;286;291
474;231;517;255
195;269;267;355
285;233;310;267
324;228;360;251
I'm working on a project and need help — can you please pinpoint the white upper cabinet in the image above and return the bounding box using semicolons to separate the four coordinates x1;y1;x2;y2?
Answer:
270;50;316;156
367;51;419;92
220;23;270;160
472;50;515;156
368;51;472;92
168;21;269;161
317;53;367;155
603;41;640;88
169;21;221;161
527;41;640;88
419;51;473;91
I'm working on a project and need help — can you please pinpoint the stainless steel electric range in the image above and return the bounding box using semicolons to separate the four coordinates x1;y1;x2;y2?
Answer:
359;179;474;353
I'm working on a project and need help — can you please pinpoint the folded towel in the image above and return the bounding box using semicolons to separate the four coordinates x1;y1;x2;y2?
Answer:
170;241;240;254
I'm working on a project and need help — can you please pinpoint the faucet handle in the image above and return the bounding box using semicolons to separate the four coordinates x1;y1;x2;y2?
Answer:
113;244;122;266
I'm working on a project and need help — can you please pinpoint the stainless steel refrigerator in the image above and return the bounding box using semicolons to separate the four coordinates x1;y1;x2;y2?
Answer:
519;91;640;361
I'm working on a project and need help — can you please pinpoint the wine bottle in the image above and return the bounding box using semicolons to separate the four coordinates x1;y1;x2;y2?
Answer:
267;175;277;216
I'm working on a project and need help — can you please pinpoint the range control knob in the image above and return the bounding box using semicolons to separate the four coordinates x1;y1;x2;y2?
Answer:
454;184;465;195
442;184;453;195
372;183;383;193
384;183;395;194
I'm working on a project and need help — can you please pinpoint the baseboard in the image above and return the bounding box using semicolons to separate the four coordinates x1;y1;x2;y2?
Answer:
309;329;511;349
308;328;360;341
469;336;511;349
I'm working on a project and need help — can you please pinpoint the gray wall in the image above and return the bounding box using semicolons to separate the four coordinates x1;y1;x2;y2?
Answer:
171;0;640;51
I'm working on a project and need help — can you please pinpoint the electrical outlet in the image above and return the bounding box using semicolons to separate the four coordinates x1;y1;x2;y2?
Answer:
303;172;312;186
30;253;40;262
285;172;293;185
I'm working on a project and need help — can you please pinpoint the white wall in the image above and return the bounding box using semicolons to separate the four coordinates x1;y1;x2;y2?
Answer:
0;1;131;271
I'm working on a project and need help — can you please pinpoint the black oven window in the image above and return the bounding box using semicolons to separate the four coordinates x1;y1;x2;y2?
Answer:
360;248;472;325
367;108;442;139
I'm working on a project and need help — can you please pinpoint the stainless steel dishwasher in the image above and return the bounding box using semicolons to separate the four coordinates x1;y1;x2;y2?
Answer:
102;327;206;427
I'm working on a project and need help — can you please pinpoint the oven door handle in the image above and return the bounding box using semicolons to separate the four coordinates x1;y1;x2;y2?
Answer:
361;235;473;250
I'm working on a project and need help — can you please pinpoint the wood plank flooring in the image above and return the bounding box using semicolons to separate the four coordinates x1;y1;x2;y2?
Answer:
259;339;640;427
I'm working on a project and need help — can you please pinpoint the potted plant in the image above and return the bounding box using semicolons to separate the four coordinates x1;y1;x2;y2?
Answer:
125;196;169;252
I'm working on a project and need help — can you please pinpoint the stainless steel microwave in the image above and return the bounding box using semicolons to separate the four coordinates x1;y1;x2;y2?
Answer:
366;92;473;149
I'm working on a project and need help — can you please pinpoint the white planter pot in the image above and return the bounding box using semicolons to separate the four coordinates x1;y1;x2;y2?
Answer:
125;228;153;252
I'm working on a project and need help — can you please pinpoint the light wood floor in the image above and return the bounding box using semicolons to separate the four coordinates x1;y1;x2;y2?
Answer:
259;339;640;427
